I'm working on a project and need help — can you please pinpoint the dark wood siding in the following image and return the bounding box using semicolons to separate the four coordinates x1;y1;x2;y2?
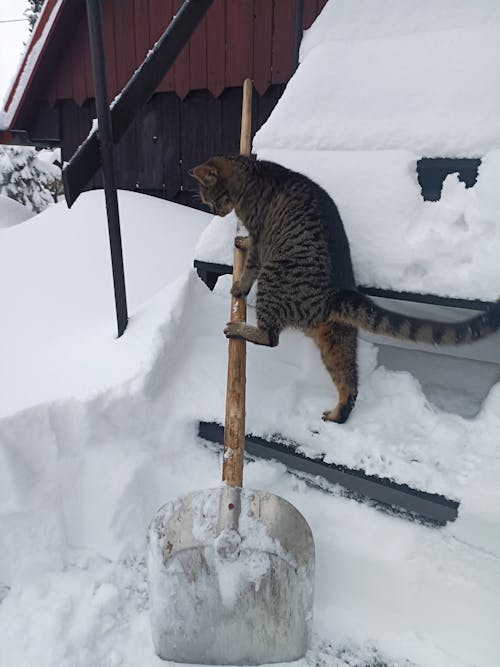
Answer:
15;0;326;209
59;85;286;208
133;0;150;68
253;0;273;95
272;0;296;83
113;0;137;92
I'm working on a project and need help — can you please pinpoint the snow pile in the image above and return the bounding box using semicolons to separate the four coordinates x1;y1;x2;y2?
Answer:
198;1;500;300
195;209;238;265
256;2;500;154
0;194;32;227
300;0;500;53
257;148;500;300
37;146;62;167
0;190;211;417
0;194;499;665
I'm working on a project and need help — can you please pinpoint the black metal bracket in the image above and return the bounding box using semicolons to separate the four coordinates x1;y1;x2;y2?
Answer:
0;129;59;149
199;421;459;526
194;260;493;311
195;259;232;290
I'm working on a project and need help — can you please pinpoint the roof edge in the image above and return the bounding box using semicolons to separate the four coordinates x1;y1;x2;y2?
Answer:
2;0;64;129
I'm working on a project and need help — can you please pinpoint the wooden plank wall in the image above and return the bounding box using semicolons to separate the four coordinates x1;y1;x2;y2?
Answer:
49;0;327;105
36;0;329;206
59;85;286;207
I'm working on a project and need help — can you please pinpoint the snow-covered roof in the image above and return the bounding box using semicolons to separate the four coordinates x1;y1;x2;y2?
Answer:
0;0;63;130
256;0;500;155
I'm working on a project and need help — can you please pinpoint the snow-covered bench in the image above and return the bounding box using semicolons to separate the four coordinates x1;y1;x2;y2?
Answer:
194;0;500;419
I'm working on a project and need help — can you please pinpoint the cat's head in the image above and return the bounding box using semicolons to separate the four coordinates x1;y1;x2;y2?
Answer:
189;159;235;217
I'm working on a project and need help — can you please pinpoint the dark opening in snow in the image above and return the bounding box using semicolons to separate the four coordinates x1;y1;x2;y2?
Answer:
417;157;481;201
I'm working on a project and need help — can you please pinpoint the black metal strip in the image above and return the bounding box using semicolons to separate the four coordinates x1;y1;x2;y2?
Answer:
193;260;493;311
87;0;128;338
0;129;59;148
63;0;215;207
357;285;491;312
198;421;459;525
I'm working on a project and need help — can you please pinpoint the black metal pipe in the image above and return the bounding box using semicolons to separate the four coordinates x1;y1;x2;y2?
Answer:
86;0;128;338
64;0;215;207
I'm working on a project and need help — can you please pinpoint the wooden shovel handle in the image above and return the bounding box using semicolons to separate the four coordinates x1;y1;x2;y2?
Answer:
222;79;252;487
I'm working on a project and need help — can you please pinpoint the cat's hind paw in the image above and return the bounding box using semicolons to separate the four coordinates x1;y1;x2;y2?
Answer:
322;394;356;424
234;235;251;250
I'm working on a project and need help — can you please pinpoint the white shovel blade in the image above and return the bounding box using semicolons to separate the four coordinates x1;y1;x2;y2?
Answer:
147;487;315;665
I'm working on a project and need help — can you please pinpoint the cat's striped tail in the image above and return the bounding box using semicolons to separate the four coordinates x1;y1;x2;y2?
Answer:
333;290;500;345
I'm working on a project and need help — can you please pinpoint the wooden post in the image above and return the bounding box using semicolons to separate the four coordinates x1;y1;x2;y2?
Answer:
222;79;253;487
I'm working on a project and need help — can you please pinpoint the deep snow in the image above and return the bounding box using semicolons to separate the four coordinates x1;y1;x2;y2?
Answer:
257;0;500;155
0;191;499;667
0;193;32;226
0;189;210;417
2;1;500;665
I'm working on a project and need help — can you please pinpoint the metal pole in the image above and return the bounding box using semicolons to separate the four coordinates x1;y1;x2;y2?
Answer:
86;0;128;338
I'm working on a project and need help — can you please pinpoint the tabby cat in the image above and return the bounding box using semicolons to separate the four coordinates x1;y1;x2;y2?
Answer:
191;156;500;424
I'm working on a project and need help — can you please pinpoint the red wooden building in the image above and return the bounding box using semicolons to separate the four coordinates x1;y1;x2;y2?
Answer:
3;0;328;206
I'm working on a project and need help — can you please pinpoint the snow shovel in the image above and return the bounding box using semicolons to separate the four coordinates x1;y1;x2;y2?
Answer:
146;79;315;665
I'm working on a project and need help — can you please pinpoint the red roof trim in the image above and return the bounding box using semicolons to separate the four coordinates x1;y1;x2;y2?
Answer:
3;0;64;127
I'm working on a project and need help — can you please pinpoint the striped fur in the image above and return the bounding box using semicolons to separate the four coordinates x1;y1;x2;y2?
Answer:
191;156;499;423
334;290;500;346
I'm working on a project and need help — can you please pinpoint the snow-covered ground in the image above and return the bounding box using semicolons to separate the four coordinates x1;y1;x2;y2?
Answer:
0;189;499;667
0;190;210;417
0;193;32;226
2;1;500;665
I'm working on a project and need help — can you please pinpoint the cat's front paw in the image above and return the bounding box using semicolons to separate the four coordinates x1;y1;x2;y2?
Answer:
234;235;251;250
224;322;244;339
231;281;249;298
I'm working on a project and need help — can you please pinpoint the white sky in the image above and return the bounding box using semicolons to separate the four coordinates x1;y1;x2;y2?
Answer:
0;0;31;104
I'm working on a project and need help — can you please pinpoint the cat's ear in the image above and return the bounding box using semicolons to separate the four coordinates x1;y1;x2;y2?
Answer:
189;163;218;186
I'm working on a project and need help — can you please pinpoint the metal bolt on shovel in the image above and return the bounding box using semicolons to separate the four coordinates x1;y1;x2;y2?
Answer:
147;80;315;665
